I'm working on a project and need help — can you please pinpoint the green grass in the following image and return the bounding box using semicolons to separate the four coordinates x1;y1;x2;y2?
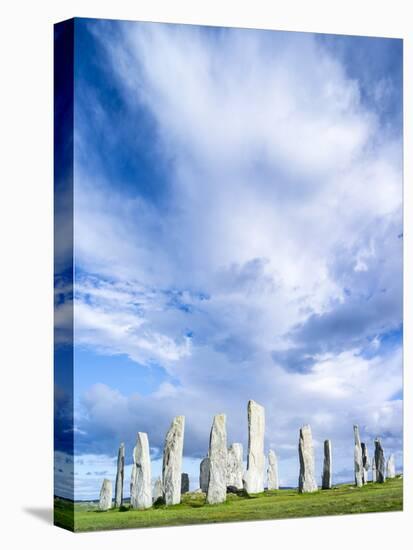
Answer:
54;477;403;532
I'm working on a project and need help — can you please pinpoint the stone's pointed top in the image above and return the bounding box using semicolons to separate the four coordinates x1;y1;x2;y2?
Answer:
248;399;264;410
353;425;362;446
120;442;125;448
300;424;312;437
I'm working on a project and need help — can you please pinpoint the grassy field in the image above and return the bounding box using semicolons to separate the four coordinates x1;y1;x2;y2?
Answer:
54;476;403;532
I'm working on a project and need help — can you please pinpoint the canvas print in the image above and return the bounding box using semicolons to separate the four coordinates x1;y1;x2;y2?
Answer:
54;18;403;532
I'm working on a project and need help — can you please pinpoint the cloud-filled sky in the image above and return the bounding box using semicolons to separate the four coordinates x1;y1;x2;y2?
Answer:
55;19;403;500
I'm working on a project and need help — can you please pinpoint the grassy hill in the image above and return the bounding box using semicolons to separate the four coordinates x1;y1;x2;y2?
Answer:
54;476;403;532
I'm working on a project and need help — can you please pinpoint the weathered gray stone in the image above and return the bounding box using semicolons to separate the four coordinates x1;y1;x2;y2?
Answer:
386;453;396;479
243;400;265;494
131;432;152;509
361;442;370;484
267;449;279;490
374;438;386;483
200;457;210;493
372;452;377;482
162;415;185;505
227;443;243;490
354;425;364;487
181;473;190;494
130;457;137;501
153;477;163;503
322;439;332;490
206;414;227;504
298;424;318;493
115;442;125;507
98;479;112;511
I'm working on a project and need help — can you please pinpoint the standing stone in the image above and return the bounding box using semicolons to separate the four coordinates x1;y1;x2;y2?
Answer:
267;449;279;490
200;457;210;492
114;442;125;507
181;473;190;494
243;400;265;494
361;442;370;484
153;477;163;503
130;451;137;501
386;454;396;479
322;439;332;490
298;424;318;493
354;425;364;487
374;438;386;483
162;415;185;505
372;452;377;482
206;414;228;504
98;479;112;511
131;432;152;509
227;443;244;490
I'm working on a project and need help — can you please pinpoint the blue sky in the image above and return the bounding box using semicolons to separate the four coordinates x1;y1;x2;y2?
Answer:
54;19;403;500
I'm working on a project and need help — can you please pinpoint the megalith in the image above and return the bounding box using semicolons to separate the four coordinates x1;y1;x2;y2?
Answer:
153;477;163;503
181;473;190;494
199;457;210;492
372;453;377;482
227;443;244;490
386;453;396;479
354;425;364;487
162;415;185;505
361;442;370;484
243;400;265;494
98;479;112;511
114;442;125;507
267;449;279;490
298;424;318;493
131;432;152;509
374;438;386;483
322;439;332;489
206;414;228;504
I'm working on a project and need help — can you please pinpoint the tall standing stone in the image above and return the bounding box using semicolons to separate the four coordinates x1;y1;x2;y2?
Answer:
267;449;279;490
298;424;318;493
181;473;190;494
361;442;370;484
386;453;396;479
243;400;265;494
153;477;163;503
354;425;364;487
206;414;227;504
130;452;137;501
374;438;386;483
372;452;377;482
200;457;210;492
322;439;332;489
162;415;185;505
98;479;112;511
131;432;152;509
227;443;244;490
114;442;125;507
